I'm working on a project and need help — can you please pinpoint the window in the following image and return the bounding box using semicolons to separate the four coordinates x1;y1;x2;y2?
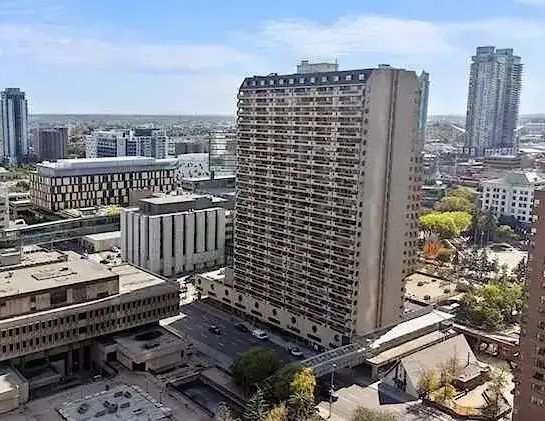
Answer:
346;74;352;81
321;76;327;82
333;75;340;81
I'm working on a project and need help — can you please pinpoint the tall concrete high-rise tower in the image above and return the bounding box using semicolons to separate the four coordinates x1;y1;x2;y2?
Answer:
221;65;424;349
1;88;29;163
464;46;522;157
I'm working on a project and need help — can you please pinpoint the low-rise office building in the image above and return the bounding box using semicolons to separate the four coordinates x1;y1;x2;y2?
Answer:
480;171;545;224
30;157;177;211
0;249;180;398
120;194;227;277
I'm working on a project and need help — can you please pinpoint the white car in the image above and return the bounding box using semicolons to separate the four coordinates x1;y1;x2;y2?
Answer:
252;329;269;340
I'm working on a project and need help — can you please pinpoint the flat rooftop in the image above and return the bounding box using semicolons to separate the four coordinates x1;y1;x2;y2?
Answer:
368;309;454;350
0;252;115;299
57;384;172;420
136;194;226;215
110;264;169;293
36;157;178;177
114;327;185;359
83;231;121;242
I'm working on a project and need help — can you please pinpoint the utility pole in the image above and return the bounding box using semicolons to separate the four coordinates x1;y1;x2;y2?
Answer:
328;363;338;419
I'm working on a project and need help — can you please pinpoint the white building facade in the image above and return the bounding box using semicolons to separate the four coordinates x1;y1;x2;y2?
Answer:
86;129;167;159
121;195;226;277
481;171;545;224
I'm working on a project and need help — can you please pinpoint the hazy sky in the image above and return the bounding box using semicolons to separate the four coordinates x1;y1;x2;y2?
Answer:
1;0;545;115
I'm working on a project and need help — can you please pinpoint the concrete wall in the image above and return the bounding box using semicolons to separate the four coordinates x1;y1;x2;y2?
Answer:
121;207;226;277
356;69;421;333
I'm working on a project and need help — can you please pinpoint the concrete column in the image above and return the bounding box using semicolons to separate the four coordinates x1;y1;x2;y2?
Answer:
216;210;226;249
140;215;149;268
196;211;205;253
184;214;195;271
133;214;140;265
174;214;184;273
206;210;216;251
162;216;173;277
149;216;161;274
127;213;134;265
120;211;127;262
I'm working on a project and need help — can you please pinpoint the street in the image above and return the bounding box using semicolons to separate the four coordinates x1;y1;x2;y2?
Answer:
168;301;303;365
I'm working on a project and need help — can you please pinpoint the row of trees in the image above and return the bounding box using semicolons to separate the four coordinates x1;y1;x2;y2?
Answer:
224;347;319;421
417;362;509;417
225;347;399;421
420;187;475;239
459;278;523;329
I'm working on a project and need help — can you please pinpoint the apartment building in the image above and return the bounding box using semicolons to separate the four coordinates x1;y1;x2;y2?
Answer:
1;88;28;163
480;171;545;224
0;250;179;396
202;64;423;349
33;127;68;161
86;128;167;159
514;189;545;420
120;194;227;277
464;47;523;156
29;157;177;211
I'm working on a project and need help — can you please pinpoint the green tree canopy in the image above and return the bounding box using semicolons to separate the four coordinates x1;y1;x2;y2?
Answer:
459;279;523;329
419;211;471;239
291;367;316;396
447;186;475;202
417;369;439;398
435;195;473;213
231;347;280;392
351;407;398;421
244;388;269;421
264;403;287;421
270;363;302;403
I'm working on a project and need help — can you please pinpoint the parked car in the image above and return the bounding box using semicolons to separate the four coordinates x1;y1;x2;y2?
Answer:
252;329;269;340
287;345;304;358
235;323;250;332
208;325;222;335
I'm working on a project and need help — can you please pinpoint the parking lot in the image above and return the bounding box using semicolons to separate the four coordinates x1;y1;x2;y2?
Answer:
167;301;309;366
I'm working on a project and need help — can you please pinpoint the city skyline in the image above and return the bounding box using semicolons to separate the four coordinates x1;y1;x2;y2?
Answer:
1;0;545;115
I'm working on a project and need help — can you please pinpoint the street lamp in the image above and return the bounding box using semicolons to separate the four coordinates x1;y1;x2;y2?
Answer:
328;363;338;419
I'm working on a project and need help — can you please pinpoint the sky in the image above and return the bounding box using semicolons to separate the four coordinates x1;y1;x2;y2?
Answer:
1;0;545;115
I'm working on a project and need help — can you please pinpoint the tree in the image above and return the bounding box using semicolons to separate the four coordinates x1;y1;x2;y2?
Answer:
287;391;316;421
216;403;240;421
486;365;509;416
469;210;498;245
244;388;269;421
264;404;287;421
419;211;471;239
351;407;398;421
433;384;456;403
291;367;316;396
270;363;302;403
231;347;280;392
417;369;439;398
497;225;515;242
448;186;475;203
440;356;462;386
435;196;473;213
